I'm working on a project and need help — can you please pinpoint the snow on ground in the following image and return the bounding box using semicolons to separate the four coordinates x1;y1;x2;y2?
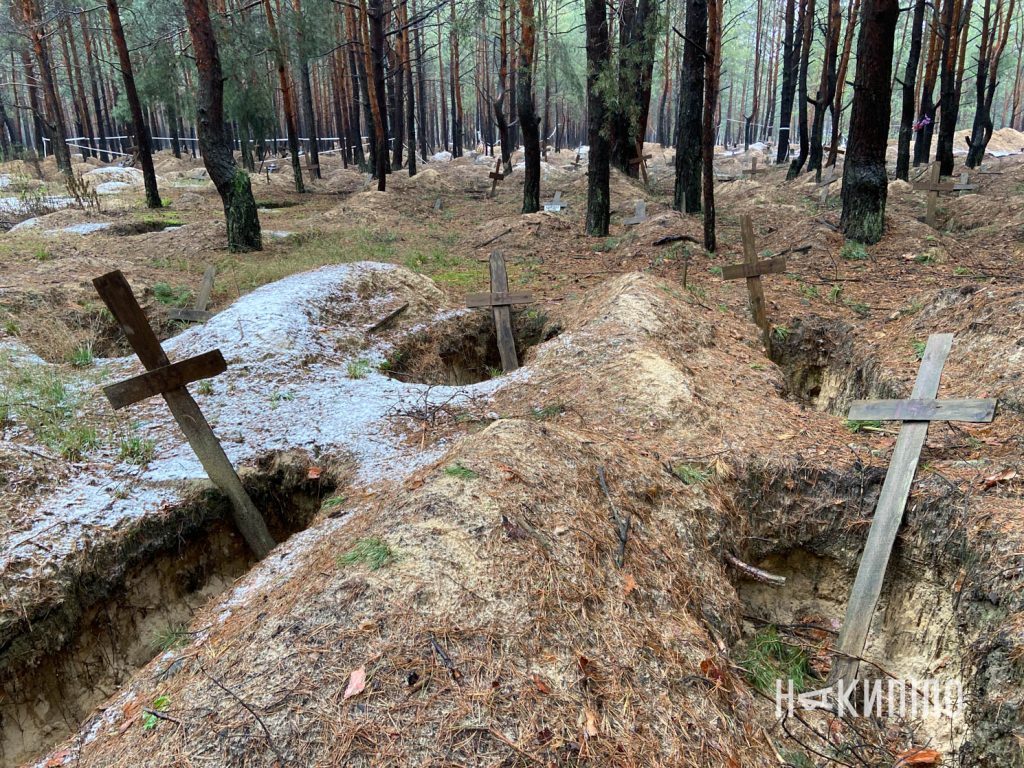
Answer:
0;262;521;576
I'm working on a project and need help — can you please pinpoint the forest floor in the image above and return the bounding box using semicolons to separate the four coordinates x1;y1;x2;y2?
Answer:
1;140;1023;767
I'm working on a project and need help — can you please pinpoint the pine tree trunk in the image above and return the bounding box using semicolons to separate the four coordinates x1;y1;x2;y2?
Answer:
292;0;321;179
913;19;940;165
776;0;797;162
786;0;813;178
494;0;514;171
808;0;839;175
827;0;860;167
585;0;612;235
896;0;926;179
611;0;659;174
367;0;390;189
20;0;72;174
183;0;262;252
449;0;463;157
935;0;972;175
106;0;161;207
703;0;722;250
518;0;541;212
673;0;707;213
263;0;305;192
840;0;899;244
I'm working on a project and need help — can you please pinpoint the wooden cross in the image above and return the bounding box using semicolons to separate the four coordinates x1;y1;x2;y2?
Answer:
629;141;652;185
623;200;647;226
93;270;276;559
722;215;786;350
433;196;443;211
817;168;840;205
954;172;978;196
488;156;505;199
464;251;534;372
544;191;568;212
912;163;955;227
168;265;216;324
829;333;996;684
742;156;768;178
571;150;582;168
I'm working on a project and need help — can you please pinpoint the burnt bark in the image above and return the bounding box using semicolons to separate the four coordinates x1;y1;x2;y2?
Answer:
896;0;926;179
703;0;722;250
611;0;659;174
777;0;798;163
786;0;813;178
518;0;541;212
840;0;899;244
585;0;611;235
673;0;706;213
183;0;262;251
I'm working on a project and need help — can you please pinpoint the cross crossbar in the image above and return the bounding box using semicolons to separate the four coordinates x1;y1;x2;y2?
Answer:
544;191;567;212
829;333;998;684
465;291;535;308
848;398;995;423
104;349;227;410
721;256;787;280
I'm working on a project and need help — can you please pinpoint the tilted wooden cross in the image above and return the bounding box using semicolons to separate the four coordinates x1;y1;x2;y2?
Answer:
464;251;534;372
629;141;652;185
818;168;841;205
829;333;997;684
544;191;568;212
488;156;505;199
742;156;768;178
721;215;786;350
93;270;276;559
954;172;978;196
912;163;956;227
623;200;648;226
168;265;216;324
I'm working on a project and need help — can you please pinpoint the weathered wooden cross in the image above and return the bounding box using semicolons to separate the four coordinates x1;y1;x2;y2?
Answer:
912;163;956;227
629;141;652;185
433;196;443;211
624;200;648;226
818;168;841;205
464;251;534;372
168;265;217;324
721;215;786;350
742;156;768;178
829;333;996;683
544;191;568;212
955;172;978;196
488;156;505;199
93;270;276;559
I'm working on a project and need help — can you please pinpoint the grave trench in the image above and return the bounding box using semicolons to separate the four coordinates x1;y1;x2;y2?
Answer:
0;450;341;767
381;308;560;385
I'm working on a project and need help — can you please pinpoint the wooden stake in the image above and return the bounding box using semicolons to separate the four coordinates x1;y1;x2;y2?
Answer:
93;270;276;559
829;333;997;683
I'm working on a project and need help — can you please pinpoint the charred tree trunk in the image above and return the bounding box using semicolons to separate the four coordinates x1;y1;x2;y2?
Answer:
673;0;707;212
967;0;1014;166
826;0;860;168
935;0;972;175
611;0;659;174
494;0;513;171
518;0;541;212
367;0;390;189
840;0;899;244
744;0;763;149
913;19;940;165
183;0;262;251
585;0;612;234
786;0;813;178
703;0;722;250
808;0;839;175
106;0;161;207
896;0;927;179
449;0;464;156
776;0;798;162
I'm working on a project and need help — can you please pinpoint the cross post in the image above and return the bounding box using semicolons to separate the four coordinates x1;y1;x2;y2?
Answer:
954;172;978;196
464;252;534;372
93;270;276;559
628;141;652;185
168;265;217;324
488;156;505;198
912;163;955;227
742;156;768;178
722;215;786;350
829;333;997;684
624;200;648;226
544;191;567;212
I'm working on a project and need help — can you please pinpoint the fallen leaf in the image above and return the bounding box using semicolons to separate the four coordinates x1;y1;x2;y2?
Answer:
44;749;71;767
532;673;551;694
623;573;637;596
699;657;724;682
343;667;366;700
894;747;942;766
982;468;1017;489
307;466;322;480
584;707;599;737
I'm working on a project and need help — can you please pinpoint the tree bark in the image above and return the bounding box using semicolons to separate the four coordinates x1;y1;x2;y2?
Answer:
263;0;305;192
808;0;839;175
776;0;797;163
913;18;940;165
183;0;262;251
291;0;321;179
935;0;972;174
786;0;813;178
20;0;72;174
703;0;722;250
518;0;541;212
611;0;659;174
840;0;899;244
585;0;612;235
673;0;707;213
106;0;161;207
366;0;390;189
967;0;1014;166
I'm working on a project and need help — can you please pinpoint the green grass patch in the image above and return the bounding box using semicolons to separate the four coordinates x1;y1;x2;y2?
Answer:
912;340;927;360
845;419;882;433
672;463;709;485
346;359;372;379
152;282;193;308
338;537;395;570
739;626;813;695
444;462;478;480
118;435;156;465
839;241;868;261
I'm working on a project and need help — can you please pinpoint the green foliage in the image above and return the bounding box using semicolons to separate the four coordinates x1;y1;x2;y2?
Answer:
772;325;790;341
119;435;156;465
67;344;95;368
444;462;478;480
270;389;296;407
346;359;372;379
152;282;193;307
196;380;214;395
33;246;53;262
798;284;819;300
142;696;171;731
913;253;935;265
828;285;843;304
672;463;709;485
707;266;723;276
839;241;868;261
845;419;882;433
912;340;927;360
739;627;813;695
152;624;188;653
338;537;395;570
531;403;565;419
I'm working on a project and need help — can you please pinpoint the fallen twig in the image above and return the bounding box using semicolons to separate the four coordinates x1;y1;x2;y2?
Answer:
475;226;513;248
598;466;630;568
199;664;286;764
724;552;786;586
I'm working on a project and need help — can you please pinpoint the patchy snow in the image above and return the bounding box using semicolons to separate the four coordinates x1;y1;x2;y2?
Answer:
0;262;522;582
94;181;132;194
83;166;144;184
430;151;452;163
267;230;293;238
49;222;112;235
0;195;76;215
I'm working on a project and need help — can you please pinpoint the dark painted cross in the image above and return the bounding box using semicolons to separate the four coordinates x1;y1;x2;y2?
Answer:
912;163;956;228
168;265;216;324
93;270;276;559
488;156;505;199
721;214;786;350
829;333;997;684
464;252;534;372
